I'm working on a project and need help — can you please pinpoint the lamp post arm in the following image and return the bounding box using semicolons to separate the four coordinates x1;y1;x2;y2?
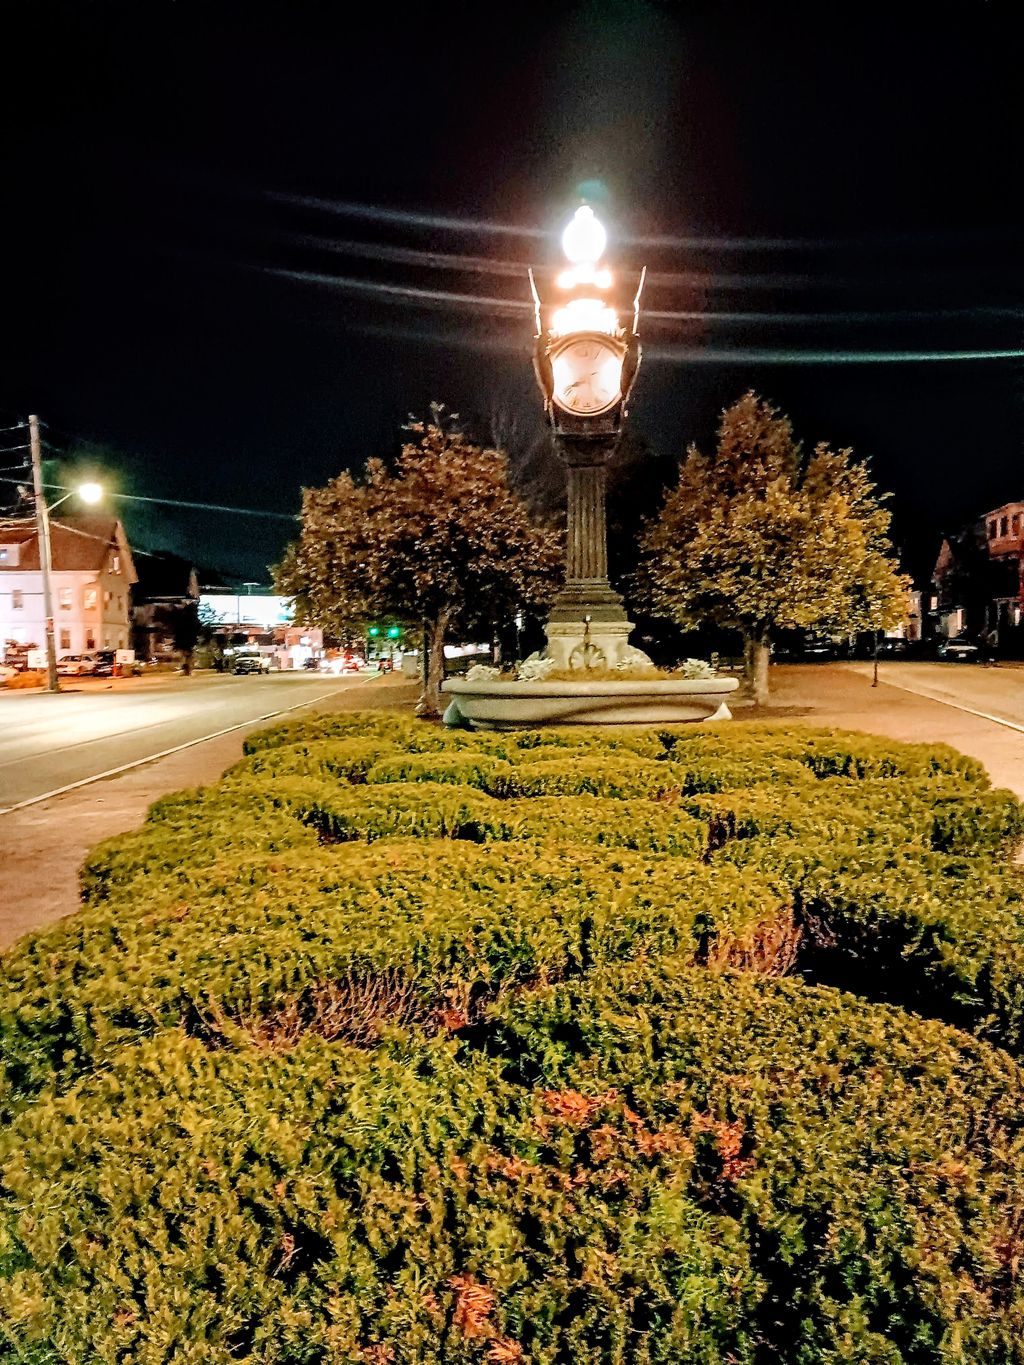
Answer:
631;266;647;337
527;267;543;338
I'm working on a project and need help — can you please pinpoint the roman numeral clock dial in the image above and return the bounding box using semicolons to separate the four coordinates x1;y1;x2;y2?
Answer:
551;337;623;417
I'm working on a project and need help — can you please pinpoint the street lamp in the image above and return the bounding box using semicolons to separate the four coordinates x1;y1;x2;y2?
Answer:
529;207;645;669
28;413;105;693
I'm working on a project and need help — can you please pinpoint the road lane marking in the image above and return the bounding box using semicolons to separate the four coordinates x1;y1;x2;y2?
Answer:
0;687;347;814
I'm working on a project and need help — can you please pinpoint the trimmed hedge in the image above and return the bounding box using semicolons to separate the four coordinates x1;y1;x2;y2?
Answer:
0;1027;758;1365
487;959;1024;1363
3;964;1024;1363
1;842;789;1111
300;781;707;856
3;710;1024;1363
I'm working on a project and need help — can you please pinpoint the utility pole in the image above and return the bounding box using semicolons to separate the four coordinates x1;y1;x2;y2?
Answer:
29;415;59;693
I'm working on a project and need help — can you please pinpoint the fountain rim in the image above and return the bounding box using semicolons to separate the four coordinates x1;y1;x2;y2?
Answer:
442;676;740;699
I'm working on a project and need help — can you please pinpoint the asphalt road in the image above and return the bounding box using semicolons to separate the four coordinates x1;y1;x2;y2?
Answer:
844;661;1024;732
0;671;375;810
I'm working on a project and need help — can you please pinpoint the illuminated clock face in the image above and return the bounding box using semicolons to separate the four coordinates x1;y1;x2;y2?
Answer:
551;337;622;416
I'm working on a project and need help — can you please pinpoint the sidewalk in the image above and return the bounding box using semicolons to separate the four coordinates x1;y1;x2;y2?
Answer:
747;664;1024;800
1;676;417;950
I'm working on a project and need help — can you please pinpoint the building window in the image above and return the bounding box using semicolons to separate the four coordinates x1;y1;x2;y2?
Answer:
58;587;73;610
1000;516;1009;537
59;629;71;651
104;590;112;606
112;554;120;575
1013;514;1021;536
117;595;123;611
86;630;96;650
11;589;23;609
989;520;997;539
84;586;98;610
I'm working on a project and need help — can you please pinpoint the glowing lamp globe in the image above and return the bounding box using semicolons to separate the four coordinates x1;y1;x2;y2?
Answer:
77;482;103;505
561;206;606;265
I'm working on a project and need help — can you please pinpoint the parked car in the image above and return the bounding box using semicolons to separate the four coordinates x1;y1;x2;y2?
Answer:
89;650;117;677
876;637;909;658
937;635;981;662
232;653;266;675
57;654;98;677
774;634;845;662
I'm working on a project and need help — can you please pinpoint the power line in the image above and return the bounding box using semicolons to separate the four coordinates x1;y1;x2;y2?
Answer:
108;490;298;520
262;229;1013;294
268;266;1023;342
270;191;1020;253
268;192;545;241
0;474;297;520
266;265;531;317
646;344;1024;364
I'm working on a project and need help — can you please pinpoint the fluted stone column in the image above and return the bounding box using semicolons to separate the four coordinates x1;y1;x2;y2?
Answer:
545;435;635;669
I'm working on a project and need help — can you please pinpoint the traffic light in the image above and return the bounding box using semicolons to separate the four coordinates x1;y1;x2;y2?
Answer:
367;625;380;638
386;625;401;639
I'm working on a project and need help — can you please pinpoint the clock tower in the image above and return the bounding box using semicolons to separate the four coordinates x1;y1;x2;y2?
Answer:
531;206;644;669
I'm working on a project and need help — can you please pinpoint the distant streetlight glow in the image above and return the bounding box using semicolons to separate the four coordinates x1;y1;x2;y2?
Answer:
77;482;103;504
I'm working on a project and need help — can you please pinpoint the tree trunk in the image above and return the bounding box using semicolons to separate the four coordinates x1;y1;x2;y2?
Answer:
416;610;450;718
743;631;771;705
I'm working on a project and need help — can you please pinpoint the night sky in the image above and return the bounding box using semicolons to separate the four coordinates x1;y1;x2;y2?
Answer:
2;0;1021;585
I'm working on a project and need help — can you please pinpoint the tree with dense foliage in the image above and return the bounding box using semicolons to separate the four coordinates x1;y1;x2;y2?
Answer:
275;406;561;715
637;391;909;701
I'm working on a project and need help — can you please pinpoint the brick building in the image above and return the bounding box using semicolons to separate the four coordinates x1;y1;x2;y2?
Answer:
931;500;1024;647
983;501;1024;631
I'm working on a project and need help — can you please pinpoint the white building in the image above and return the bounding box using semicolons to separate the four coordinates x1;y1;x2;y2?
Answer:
0;517;137;660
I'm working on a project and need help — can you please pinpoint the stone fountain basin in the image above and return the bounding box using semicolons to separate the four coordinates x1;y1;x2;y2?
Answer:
442;675;740;729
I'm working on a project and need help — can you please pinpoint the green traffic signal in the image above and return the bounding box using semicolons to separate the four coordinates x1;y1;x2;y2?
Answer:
387;625;401;639
368;625;380;637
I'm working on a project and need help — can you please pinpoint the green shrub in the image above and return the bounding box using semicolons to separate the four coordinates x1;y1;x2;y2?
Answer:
300;782;707;857
664;725;989;785
232;736;393;782
301;779;498;843
480;796;707;856
241;709;419;755
5;712;1024;1363
0;1028;758;1365
1;842;789;1112
796;851;1024;1051
5;963;1024;1363
488;958;1024;1363
366;752;518;795
503;755;679;800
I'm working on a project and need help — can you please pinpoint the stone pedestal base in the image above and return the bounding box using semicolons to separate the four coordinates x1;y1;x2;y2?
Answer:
544;619;644;671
